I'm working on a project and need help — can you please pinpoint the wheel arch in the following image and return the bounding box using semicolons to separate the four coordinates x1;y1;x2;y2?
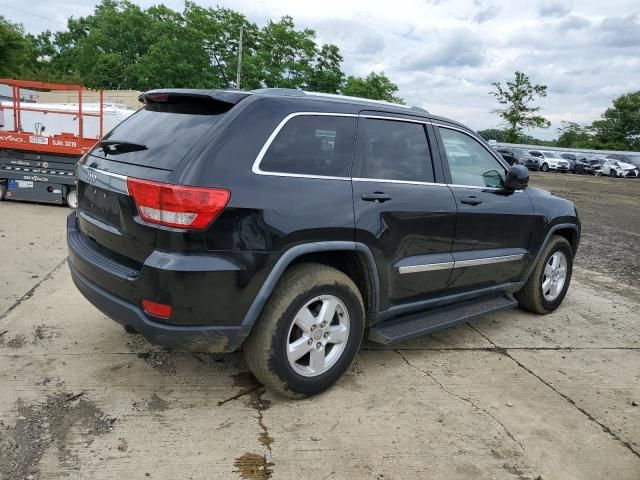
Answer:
241;242;380;329
522;223;579;284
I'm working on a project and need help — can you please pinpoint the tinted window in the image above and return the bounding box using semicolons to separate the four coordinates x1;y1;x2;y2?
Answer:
260;115;356;177
439;127;506;188
356;118;434;182
91;99;230;170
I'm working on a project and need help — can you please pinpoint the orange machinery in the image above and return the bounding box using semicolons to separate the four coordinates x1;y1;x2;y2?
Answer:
0;79;106;207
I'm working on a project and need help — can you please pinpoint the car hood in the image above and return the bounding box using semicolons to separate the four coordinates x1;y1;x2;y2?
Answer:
614;161;637;170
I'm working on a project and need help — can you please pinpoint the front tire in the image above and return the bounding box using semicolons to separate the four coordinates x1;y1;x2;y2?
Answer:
0;181;6;200
516;235;573;314
609;170;617;178
244;263;365;398
541;163;549;172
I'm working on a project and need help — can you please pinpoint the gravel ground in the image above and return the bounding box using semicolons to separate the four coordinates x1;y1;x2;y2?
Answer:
529;171;640;293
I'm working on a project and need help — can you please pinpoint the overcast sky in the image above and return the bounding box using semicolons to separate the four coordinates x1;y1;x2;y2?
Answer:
2;0;639;139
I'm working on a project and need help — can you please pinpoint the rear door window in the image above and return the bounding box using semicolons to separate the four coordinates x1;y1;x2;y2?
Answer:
354;118;435;182
90;98;231;170
259;115;356;177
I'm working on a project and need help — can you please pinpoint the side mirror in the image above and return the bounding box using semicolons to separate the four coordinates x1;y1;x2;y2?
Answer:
503;164;529;191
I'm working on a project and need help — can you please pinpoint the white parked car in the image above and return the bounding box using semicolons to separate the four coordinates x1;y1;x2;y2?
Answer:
529;151;571;172
597;158;639;178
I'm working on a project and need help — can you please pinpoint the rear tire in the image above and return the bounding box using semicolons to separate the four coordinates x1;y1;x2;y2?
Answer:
244;263;365;398
516;235;573;315
541;163;549;172
0;182;6;200
609;170;617;178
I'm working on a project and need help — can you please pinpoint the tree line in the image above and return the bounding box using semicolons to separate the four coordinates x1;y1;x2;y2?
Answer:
0;0;403;102
481;71;640;151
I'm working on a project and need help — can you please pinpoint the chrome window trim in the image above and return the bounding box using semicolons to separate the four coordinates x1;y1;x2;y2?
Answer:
433;122;510;170
251;111;357;180
360;114;431;125
249;112;518;188
352;177;448;187
399;253;524;274
398;262;454;274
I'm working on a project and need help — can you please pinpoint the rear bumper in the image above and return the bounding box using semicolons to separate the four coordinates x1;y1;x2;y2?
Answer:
67;212;277;352
70;262;249;352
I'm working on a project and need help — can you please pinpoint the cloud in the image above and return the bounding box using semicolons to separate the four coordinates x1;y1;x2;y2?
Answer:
473;4;501;23
559;15;591;30
538;2;571;17
400;29;486;69
599;14;640;47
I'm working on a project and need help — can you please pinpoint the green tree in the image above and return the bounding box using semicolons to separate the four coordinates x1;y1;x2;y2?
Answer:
477;128;507;142
307;44;344;93
0;16;32;77
589;91;640;151
184;3;261;89
490;71;550;143
257;16;317;89
1;2;405;103
556;121;592;148
341;72;404;104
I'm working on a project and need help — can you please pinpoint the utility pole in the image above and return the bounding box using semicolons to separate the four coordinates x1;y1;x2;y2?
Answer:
236;27;243;89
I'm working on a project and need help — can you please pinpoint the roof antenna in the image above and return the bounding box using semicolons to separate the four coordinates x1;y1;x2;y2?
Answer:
206;42;230;89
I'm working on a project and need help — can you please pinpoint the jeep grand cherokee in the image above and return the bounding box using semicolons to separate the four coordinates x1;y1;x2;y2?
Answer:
68;88;580;397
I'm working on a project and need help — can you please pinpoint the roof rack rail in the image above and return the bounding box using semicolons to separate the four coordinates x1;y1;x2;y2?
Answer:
249;88;428;113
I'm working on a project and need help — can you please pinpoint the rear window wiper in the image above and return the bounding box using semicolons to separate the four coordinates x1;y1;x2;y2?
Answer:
99;140;148;155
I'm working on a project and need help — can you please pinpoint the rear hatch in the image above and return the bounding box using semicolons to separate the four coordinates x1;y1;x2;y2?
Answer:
76;90;248;267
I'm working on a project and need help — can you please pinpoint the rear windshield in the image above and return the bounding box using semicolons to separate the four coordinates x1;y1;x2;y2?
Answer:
90;98;229;170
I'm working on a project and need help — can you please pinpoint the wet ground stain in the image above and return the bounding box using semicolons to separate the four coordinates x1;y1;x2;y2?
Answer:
0;392;116;480
147;393;169;412
233;452;274;480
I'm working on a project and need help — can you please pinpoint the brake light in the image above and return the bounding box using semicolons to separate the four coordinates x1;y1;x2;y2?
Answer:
127;178;230;229
142;299;172;319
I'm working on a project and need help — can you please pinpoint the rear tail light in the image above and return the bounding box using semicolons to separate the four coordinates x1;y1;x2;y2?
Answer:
142;299;172;319
127;178;230;229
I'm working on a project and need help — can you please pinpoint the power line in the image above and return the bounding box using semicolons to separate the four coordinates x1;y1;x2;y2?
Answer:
0;3;67;27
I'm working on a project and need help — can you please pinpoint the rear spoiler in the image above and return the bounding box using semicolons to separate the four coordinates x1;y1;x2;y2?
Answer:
139;89;252;106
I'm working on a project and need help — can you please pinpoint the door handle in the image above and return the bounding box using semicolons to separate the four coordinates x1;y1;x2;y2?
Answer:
361;192;392;203
460;196;482;206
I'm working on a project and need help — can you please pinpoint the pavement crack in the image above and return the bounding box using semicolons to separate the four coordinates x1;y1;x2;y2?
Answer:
0;258;67;322
229;384;274;479
466;323;640;459
494;348;640;460
395;349;525;455
217;385;262;406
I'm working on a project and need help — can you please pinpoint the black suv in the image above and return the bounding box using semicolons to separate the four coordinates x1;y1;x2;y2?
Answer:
68;89;580;397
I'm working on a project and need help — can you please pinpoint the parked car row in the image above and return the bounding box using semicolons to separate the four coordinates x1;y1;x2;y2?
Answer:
495;148;640;178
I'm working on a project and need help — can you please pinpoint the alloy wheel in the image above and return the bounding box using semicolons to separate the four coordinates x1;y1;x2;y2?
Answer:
286;295;350;377
542;251;568;302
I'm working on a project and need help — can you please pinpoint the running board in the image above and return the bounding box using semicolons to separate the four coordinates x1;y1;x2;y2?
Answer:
368;293;518;345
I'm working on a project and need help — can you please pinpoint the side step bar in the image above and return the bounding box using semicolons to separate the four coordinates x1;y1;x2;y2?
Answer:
368;293;518;345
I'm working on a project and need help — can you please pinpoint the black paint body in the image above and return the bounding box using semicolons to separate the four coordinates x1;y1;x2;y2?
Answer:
67;90;580;352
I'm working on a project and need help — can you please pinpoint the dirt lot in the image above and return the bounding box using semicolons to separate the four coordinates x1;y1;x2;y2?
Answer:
0;173;639;480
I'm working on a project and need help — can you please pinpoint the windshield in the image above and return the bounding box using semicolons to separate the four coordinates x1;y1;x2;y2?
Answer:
544;151;561;159
625;155;640;167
